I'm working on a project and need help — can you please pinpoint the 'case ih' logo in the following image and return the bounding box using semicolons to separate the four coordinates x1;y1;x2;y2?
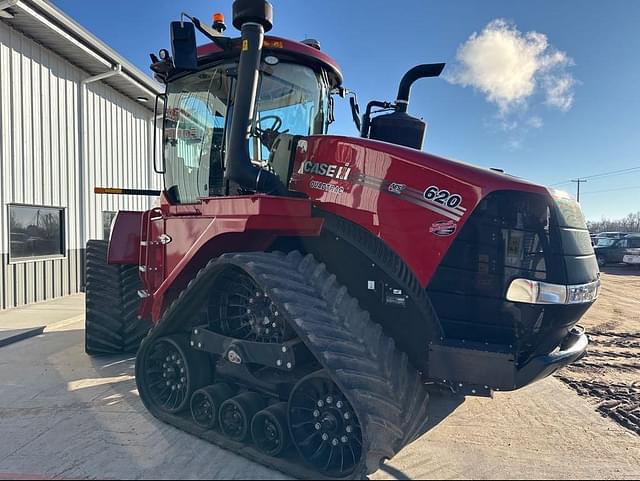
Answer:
299;161;352;180
430;220;457;237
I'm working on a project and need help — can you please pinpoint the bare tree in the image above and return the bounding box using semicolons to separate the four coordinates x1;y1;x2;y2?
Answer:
587;211;640;233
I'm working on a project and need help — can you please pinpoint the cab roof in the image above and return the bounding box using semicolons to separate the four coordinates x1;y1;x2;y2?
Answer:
196;36;343;87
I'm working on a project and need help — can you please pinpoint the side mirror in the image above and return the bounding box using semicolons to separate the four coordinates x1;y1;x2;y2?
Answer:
171;21;198;71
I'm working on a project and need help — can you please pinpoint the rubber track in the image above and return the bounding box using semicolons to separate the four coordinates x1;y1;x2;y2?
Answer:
136;251;430;479
85;240;150;355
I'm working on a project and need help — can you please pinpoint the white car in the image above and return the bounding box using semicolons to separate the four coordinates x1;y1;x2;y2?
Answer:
624;248;640;266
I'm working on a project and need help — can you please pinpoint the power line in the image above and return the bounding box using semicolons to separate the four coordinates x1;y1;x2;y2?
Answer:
550;166;640;187
581;185;640;196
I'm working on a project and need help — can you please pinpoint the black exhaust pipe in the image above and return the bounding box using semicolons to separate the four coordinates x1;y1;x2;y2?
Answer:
365;63;446;150
395;63;445;113
225;0;286;195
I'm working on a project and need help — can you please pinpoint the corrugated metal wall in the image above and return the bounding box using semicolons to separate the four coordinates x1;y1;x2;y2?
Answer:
0;21;161;310
84;80;159;240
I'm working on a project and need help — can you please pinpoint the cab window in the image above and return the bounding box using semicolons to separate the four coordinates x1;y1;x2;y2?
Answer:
164;63;233;203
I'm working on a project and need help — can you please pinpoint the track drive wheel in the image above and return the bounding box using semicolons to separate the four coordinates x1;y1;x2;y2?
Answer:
289;371;363;478
137;334;211;415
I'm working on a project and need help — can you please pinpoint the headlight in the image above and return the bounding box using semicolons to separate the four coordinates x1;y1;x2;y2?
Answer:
506;278;600;305
566;281;601;304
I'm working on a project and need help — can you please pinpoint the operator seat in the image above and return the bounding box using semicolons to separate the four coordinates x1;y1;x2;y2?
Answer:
268;134;304;186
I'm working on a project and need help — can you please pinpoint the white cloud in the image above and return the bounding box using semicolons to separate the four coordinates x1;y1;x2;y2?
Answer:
528;116;544;129
543;74;575;111
446;19;576;116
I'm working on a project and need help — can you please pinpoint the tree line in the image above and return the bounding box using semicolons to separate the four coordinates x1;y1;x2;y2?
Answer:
587;211;640;234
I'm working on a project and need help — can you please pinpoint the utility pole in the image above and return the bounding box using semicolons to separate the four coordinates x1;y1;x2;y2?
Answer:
571;178;588;202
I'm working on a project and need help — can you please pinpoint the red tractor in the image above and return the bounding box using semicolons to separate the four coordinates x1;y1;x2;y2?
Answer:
86;1;599;478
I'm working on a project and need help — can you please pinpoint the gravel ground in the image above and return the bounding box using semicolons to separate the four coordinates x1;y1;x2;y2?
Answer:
556;265;640;435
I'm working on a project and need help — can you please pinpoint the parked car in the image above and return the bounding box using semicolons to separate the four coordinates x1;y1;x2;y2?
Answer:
594;231;631;240
595;235;640;266
623;248;640;267
592;232;630;246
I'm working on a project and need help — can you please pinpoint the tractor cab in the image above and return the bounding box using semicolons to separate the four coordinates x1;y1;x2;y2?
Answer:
152;13;343;205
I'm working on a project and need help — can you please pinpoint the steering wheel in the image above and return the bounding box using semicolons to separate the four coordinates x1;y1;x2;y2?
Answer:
255;115;289;149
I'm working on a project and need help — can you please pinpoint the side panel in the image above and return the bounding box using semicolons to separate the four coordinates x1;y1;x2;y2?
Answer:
142;196;323;322
289;135;550;287
107;211;143;265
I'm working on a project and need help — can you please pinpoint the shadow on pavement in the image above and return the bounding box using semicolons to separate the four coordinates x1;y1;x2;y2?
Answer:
0;327;44;348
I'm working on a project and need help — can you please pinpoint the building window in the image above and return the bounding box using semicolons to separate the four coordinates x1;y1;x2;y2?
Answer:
9;204;65;262
103;211;117;240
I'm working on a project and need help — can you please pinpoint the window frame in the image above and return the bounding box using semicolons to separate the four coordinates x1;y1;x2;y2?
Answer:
163;61;235;205
7;203;67;264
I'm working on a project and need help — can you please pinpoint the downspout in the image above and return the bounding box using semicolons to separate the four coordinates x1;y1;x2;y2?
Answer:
0;0;17;19
78;64;121;278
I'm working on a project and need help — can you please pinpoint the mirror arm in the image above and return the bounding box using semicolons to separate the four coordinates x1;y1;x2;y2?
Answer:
183;13;233;51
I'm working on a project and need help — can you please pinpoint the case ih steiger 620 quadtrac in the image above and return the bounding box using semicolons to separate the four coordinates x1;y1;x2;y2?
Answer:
86;0;600;478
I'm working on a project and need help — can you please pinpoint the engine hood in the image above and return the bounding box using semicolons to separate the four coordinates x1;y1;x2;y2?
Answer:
294;135;552;199
289;135;582;285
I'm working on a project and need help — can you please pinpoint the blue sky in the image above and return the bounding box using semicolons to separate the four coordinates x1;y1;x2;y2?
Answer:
52;0;640;221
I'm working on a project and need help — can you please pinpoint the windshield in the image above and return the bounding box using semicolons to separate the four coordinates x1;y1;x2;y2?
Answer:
163;61;329;204
252;62;329;162
595;238;617;247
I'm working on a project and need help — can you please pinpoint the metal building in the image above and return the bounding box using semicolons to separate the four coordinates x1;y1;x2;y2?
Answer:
0;0;162;310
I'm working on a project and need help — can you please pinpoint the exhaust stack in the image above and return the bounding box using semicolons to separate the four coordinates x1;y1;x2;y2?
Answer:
395;63;445;113
225;0;286;194
365;63;445;150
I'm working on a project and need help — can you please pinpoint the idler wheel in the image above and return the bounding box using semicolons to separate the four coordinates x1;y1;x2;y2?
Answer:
288;371;363;477
138;335;209;414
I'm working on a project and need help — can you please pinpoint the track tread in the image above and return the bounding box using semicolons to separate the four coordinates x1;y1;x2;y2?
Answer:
136;250;430;478
85;240;151;355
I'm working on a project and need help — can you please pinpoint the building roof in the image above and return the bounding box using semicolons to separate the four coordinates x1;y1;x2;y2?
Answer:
0;0;162;107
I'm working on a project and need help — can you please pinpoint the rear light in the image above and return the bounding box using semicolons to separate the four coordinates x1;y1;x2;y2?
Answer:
506;279;600;305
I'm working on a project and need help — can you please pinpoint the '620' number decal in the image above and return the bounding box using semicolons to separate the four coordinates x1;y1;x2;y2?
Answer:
424;186;463;209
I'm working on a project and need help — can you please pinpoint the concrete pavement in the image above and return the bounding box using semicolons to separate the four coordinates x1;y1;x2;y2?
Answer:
0;295;639;480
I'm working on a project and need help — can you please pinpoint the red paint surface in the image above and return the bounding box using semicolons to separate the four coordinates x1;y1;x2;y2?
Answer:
290;135;550;285
107;211;143;265
111;141;552;322
122;196;323;322
196;36;343;83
